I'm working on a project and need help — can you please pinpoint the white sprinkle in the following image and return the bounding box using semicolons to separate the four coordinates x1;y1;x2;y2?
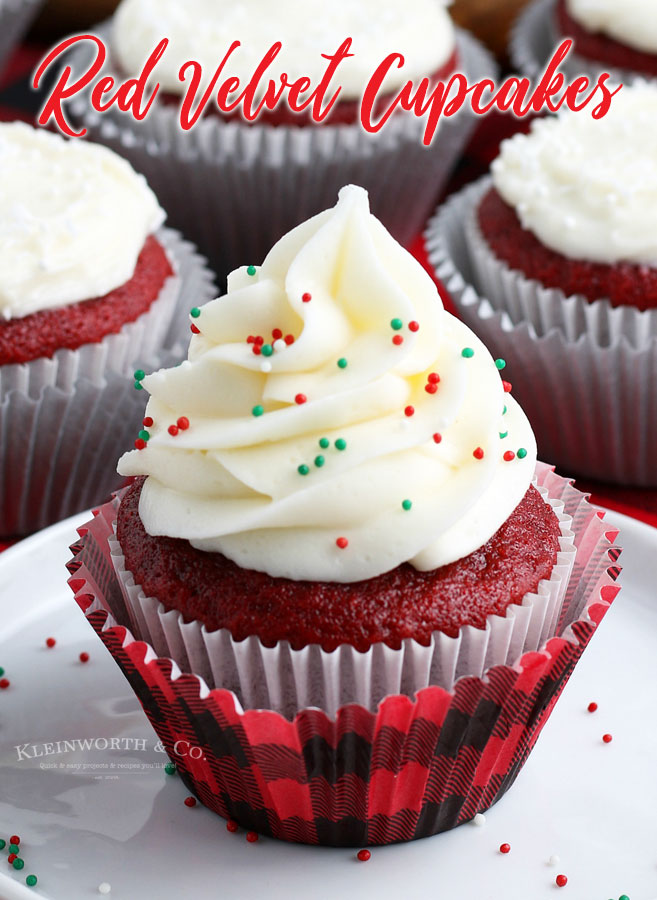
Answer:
98;884;111;895
548;855;560;867
260;361;272;373
273;339;286;352
472;813;486;826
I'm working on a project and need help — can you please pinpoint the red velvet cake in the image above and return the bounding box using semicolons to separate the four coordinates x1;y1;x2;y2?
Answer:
477;186;657;311
117;477;561;652
0;236;173;366
556;0;657;78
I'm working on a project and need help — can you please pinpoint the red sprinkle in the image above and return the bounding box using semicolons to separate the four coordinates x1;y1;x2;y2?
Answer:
254;336;264;345
556;875;568;888
425;384;438;394
252;344;262;355
473;447;484;460
602;733;613;744
79;652;89;663
295;394;307;405
284;334;295;345
134;439;147;450
226;820;239;833
302;293;312;303
336;537;349;549
404;405;415;417
272;328;283;340
168;425;179;437
502;381;512;393
432;433;442;444
408;321;420;332
8;854;16;865
392;334;404;346
0;678;10;689
357;849;371;862
142;417;153;427
45;637;56;648
427;372;440;384
184;796;197;808
190;324;200;334
9;836;19;846
246;335;255;344
499;843;511;854
246;831;259;843
503;450;516;462
587;702;598;713
177;417;190;430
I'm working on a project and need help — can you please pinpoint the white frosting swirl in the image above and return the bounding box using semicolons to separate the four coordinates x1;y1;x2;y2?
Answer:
0;123;165;319
566;0;657;55
491;84;657;265
112;0;455;100
118;185;536;582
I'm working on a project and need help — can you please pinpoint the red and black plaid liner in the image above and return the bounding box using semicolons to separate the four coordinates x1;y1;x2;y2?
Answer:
66;468;620;846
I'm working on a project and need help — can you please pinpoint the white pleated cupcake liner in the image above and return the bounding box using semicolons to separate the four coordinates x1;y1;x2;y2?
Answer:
510;0;650;84
0;0;44;75
67;26;495;277
462;176;657;349
101;466;575;719
424;181;657;485
0;230;216;536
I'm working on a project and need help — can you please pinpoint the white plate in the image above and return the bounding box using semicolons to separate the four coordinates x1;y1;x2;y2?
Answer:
0;510;654;900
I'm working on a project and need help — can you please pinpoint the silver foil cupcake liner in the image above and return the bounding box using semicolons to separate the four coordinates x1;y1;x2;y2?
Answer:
0;229;216;535
0;0;44;76
424;179;657;485
67;25;496;277
102;465;575;719
510;0;649;85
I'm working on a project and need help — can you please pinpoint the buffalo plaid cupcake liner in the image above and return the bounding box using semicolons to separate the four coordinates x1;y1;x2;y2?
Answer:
0;230;216;535
425;179;657;486
67;465;620;845
66;25;495;277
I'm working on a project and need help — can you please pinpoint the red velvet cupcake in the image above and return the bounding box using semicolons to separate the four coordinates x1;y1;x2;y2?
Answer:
0;122;215;535
69;188;620;845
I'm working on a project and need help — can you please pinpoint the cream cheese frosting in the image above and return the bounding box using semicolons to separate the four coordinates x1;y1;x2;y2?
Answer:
0;123;165;320
490;84;657;266
112;0;455;101
119;186;536;583
565;0;657;55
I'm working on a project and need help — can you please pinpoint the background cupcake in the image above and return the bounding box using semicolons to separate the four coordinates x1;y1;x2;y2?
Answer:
65;0;496;278
425;83;657;485
0;0;44;77
68;186;620;845
511;0;657;82
0;121;215;535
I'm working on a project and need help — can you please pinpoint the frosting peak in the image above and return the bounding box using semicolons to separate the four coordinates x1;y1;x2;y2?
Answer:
0;123;165;319
566;0;657;55
119;186;536;582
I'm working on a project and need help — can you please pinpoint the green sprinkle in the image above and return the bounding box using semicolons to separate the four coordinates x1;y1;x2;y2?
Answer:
297;464;310;476
134;369;145;381
138;430;150;442
0;666;3;676
13;858;24;870
461;347;474;358
0;839;5;850
164;762;176;775
517;448;527;459
26;875;37;887
499;431;508;439
246;265;257;276
390;318;403;331
402;499;412;511
9;844;19;854
335;438;347;451
252;405;264;417
619;895;630;900
190;307;201;318
319;437;330;449
494;358;506;370
314;455;325;468
503;405;507;415
134;381;143;391
261;344;273;357
337;358;348;369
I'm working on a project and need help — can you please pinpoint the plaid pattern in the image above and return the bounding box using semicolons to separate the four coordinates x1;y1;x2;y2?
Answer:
66;469;620;846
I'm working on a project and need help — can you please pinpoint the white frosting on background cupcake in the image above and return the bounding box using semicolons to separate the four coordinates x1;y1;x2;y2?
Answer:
112;0;456;100
119;186;536;583
0;123;165;319
491;84;657;265
566;0;657;55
